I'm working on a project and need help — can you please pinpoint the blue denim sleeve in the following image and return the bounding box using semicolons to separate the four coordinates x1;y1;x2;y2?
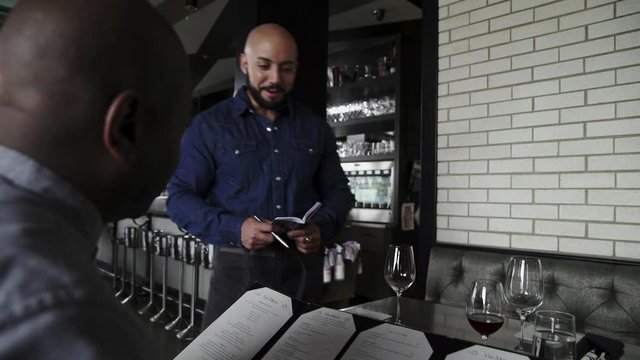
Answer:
311;121;355;243
166;117;245;246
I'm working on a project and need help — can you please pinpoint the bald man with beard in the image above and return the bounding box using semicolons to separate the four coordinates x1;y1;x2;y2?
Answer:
167;23;354;328
0;0;191;358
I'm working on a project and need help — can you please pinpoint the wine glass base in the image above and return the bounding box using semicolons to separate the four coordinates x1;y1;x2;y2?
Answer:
176;324;199;341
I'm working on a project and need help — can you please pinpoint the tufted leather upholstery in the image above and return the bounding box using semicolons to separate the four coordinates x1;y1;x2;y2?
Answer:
425;246;640;345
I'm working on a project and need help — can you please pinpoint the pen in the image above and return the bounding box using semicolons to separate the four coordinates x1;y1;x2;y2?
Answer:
253;215;289;249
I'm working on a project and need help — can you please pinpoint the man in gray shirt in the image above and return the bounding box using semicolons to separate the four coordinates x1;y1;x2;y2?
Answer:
0;0;191;358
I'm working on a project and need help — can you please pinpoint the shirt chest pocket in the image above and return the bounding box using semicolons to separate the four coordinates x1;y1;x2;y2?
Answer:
292;140;323;178
215;141;260;190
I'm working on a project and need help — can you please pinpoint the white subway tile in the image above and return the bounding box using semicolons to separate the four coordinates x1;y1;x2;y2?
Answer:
586;48;640;72
590;154;640;171
588;83;640;104
490;158;534;173
617;0;640;16
560;205;614;221
535;0;585;21
618;172;640;188
489;69;532;88
536;189;586;203
470;58;512;77
440;13;470;32
437;189;448;202
536;220;586;237
450;104;489;120
617;100;640;117
469;232;510;247
513;80;559;99
470;203;510;217
535;92;585;111
560;4;614;30
470;30;511;50
512;49;559;69
489;98;533;116
615;242;640;259
512;19;558;41
441;39;470;57
450;77;489;94
589;222;640;240
489;128;533;144
534;60;584;81
450;216;488;231
535;157;586;172
559;138;613;155
449;0;487;16
439;5;450;19
439;109;449;122
616;206;640;223
587;118;640;137
449;189;489;202
513;110;560;128
470;116;512;132
513;174;560;188
512;234;558;251
616;136;640;154
439;93;470;109
560;37;614;61
450;160;488;174
490;218;533;233
440;31;451;45
439;147;470;161
437;202;470;216
534;123;584;141
440;57;451;70
490;39;534;59
437;216;448;228
438;135;449;148
561;104;615;123
470;144;511;159
440;66;470;83
616;65;640;85
449;132;488;147
512;142;559;158
451;48;490;67
561;173;615;188
513;0;556;11
437;229;469;244
561;71;615;92
470;174;511;188
589;189;640;205
490;10;534;32
512;204;559;219
439;83;449;96
471;1;511;23
616;30;640;50
536;28;586;50
588;13;640;39
588;0;617;7
471;88;512;105
452;21;489;41
439;175;470;188
489;189;533;203
559;238;613;256
438;162;449;175
440;0;459;7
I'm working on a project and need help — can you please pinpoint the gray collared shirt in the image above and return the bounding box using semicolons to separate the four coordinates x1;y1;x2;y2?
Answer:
0;145;159;359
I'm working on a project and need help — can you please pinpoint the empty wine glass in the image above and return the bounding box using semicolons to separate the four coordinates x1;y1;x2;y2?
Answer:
384;244;416;324
505;257;544;352
466;279;506;344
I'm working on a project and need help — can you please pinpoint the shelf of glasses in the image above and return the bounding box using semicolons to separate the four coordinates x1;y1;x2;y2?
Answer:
328;114;395;137
339;153;395;163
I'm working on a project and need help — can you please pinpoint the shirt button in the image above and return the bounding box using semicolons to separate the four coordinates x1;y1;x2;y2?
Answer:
234;150;240;155
275;176;281;181
308;149;314;153
266;127;272;132
274;149;280;153
273;126;279;131
276;204;282;209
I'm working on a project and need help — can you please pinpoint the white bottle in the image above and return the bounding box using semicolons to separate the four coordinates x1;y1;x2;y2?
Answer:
334;245;345;281
323;248;332;284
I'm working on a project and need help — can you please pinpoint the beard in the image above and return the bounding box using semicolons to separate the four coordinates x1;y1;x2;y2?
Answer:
246;76;288;111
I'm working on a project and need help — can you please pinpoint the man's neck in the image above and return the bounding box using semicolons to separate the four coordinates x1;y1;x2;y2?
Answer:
245;89;279;123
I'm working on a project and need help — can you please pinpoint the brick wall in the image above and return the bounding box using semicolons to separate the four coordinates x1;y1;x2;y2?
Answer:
437;0;640;260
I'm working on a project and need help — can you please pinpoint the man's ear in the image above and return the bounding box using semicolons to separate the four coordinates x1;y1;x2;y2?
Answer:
239;53;248;75
103;90;140;165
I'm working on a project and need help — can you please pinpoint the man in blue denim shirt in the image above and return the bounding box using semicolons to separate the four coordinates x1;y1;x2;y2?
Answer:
167;23;354;327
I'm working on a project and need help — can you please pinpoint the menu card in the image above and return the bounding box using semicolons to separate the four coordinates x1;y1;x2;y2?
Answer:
175;287;292;360
340;323;433;360
445;345;530;360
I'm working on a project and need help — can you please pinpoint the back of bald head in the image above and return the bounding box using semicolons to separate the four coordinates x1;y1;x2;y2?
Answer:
244;23;298;57
0;0;189;150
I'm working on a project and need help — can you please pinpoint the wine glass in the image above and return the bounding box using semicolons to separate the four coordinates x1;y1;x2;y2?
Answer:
504;257;544;352
384;244;416;324
466;279;506;344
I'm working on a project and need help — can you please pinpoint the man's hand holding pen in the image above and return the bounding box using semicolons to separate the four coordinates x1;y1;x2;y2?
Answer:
241;216;320;253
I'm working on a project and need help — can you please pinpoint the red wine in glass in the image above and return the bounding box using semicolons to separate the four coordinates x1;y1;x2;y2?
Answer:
467;313;505;337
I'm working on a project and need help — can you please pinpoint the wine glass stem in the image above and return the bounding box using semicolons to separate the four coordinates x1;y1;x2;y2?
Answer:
481;335;488;344
519;314;526;350
396;293;401;324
